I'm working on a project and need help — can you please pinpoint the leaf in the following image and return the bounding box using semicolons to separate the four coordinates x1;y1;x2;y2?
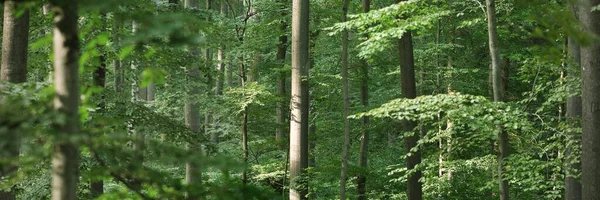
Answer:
119;44;136;60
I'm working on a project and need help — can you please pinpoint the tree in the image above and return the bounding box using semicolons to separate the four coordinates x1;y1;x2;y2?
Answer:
0;0;30;199
485;0;509;199
183;0;203;197
289;0;309;199
49;0;80;199
580;0;600;199
565;2;582;200
276;0;288;144
396;0;422;199
357;1;370;199
339;0;350;198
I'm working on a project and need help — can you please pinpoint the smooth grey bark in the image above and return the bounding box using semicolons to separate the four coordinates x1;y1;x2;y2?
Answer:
340;0;350;198
579;0;600;199
0;1;30;199
289;0;309;199
486;1;509;199
184;1;203;198
357;1;370;199
49;0;80;199
396;1;421;199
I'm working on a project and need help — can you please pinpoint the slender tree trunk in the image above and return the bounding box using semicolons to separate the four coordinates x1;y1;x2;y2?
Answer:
113;19;123;93
339;0;350;198
565;2;582;200
289;0;310;199
0;1;30;199
357;1;370;199
486;1;509;199
579;0;600;199
396;1;421;199
275;2;288;144
91;51;107;198
49;0;80;199
183;1;202;199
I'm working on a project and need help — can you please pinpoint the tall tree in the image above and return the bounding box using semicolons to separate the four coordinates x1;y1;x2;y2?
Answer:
91;49;107;198
357;0;370;199
0;1;30;199
275;0;288;144
396;0;422;199
339;0;350;198
49;0;80;199
183;0;203;197
289;0;309;199
486;0;509;199
565;2;582;200
579;0;600;199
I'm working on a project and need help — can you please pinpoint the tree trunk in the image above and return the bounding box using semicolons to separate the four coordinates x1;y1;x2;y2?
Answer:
565;2;582;200
396;1;422;199
486;1;509;199
183;1;202;198
339;0;350;198
113;19;123;93
357;1;370;199
579;0;600;199
275;3;288;144
91;51;107;198
0;1;30;199
49;0;80;199
289;0;310;199
1;1;29;83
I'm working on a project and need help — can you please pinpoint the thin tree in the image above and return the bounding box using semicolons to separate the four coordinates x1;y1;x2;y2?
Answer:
275;0;289;144
357;0;370;199
579;0;600;199
0;1;30;199
396;0;422;199
289;0;309;199
339;0;350;198
183;0;203;198
49;0;80;199
485;0;509;199
565;2;582;200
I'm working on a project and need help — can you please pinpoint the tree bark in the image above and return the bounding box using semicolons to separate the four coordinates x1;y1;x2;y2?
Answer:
49;0;80;199
289;0;310;199
0;1;30;199
91;50;107;199
275;3;288;143
357;1;370;199
339;0;350;198
183;1;202;198
486;1;509;199
396;1;421;199
579;0;600;199
565;2;582;200
1;1;29;83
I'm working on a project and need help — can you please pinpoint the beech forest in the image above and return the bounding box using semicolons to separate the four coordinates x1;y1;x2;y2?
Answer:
1;0;600;199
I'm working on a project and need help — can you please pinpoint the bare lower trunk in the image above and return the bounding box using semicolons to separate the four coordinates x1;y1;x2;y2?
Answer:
50;0;80;199
289;0;310;199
